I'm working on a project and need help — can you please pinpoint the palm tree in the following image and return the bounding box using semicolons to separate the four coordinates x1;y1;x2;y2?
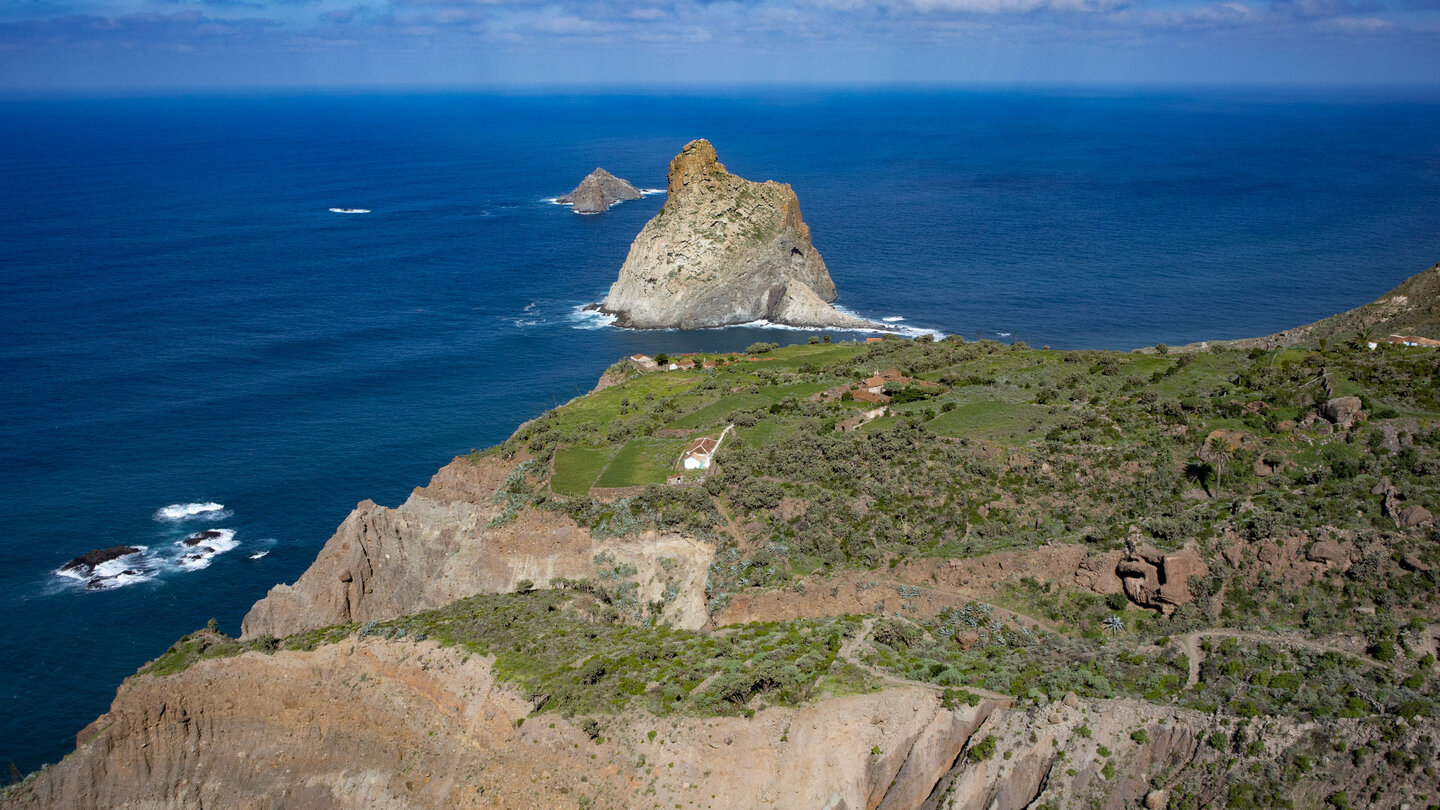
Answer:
1207;436;1235;495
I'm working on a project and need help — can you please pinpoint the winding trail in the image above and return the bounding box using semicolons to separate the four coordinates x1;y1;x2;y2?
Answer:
838;617;1013;703
1172;628;1376;689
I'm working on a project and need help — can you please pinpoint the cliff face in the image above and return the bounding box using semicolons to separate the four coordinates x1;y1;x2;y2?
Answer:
556;168;644;214
15;630;1420;810
600;140;880;330
241;455;713;639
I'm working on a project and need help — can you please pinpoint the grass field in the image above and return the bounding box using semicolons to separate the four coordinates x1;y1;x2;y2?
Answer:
550;446;615;496
594;436;691;488
927;400;1057;443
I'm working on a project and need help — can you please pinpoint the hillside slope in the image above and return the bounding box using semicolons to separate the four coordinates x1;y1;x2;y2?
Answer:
9;326;1440;809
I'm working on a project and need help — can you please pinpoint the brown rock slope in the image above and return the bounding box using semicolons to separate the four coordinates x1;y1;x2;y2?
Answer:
600;139;882;330
241;455;713;639
1178;260;1440;350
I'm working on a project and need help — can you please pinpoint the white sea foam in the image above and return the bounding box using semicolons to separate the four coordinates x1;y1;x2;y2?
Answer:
641;188;666;195
569;305;618;330
997;332;1013;337
566;301;944;339
175;528;239;571
154;502;226;521
249;551;270;560
882;316;906;322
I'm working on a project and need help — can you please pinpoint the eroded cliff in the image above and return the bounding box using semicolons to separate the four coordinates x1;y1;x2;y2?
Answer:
242;454;712;639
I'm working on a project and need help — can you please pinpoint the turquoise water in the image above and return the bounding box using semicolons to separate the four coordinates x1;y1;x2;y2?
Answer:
1;88;1438;773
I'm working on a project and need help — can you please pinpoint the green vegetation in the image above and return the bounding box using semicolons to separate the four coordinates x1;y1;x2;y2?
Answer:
500;335;1440;653
1183;638;1440;720
140;629;281;677
593;437;690;488
147;590;876;719
550;446;614;496
147;334;1440;747
866;604;1188;703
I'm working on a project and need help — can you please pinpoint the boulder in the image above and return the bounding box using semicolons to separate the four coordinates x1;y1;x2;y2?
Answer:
1116;548;1209;615
556;168;644;214
1399;505;1434;529
1376;418;1420;454
1400;552;1432;573
1306;540;1347;566
1320;396;1365;429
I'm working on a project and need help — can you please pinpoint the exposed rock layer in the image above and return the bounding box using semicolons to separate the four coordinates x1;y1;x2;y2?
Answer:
601;139;881;330
241;455;712;639
556;168;643;214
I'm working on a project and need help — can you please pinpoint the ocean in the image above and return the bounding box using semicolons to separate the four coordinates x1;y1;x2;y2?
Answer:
1;88;1437;774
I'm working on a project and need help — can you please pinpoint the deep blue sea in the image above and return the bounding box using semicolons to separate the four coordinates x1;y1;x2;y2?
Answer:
1;88;1438;774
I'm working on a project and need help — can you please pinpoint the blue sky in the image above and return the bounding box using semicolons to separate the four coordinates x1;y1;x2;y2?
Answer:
2;0;1438;88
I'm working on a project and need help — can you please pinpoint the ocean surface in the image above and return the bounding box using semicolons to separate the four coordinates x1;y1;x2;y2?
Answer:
2;88;1438;774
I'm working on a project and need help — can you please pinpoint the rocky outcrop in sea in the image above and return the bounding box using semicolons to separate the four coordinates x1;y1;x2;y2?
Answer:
599;139;883;330
556;168;643;214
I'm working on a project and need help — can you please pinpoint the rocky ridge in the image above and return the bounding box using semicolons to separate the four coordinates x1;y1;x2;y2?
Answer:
1171;261;1440;351
556;168;644;214
600;139;883;330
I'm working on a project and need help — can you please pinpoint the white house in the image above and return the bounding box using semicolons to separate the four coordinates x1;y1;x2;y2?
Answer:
679;424;734;471
681;437;719;470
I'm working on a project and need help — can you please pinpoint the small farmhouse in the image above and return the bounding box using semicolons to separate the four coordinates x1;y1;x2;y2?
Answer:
629;354;660;372
681;437;720;470
1370;334;1440;349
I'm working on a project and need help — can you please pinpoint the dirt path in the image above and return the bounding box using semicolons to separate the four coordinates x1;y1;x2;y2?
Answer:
711;496;748;548
1174;628;1376;689
838;617;1013;703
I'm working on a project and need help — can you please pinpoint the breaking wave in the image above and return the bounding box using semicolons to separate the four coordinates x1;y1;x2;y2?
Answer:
154;502;227;521
569;305;618;330
175;529;238;571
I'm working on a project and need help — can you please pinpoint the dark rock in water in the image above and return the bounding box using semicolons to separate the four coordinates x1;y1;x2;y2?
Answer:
185;530;224;547
62;546;142;575
557;168;643;214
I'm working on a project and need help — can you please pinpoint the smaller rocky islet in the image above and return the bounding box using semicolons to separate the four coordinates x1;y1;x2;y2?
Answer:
555;168;643;214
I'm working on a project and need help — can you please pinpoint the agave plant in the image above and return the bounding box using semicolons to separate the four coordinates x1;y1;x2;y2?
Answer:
1103;615;1125;635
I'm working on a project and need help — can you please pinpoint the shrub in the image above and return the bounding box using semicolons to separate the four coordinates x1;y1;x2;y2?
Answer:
968;734;997;762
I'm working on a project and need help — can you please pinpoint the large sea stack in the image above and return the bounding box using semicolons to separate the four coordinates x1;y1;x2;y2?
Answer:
599;140;880;330
556;168;643;214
